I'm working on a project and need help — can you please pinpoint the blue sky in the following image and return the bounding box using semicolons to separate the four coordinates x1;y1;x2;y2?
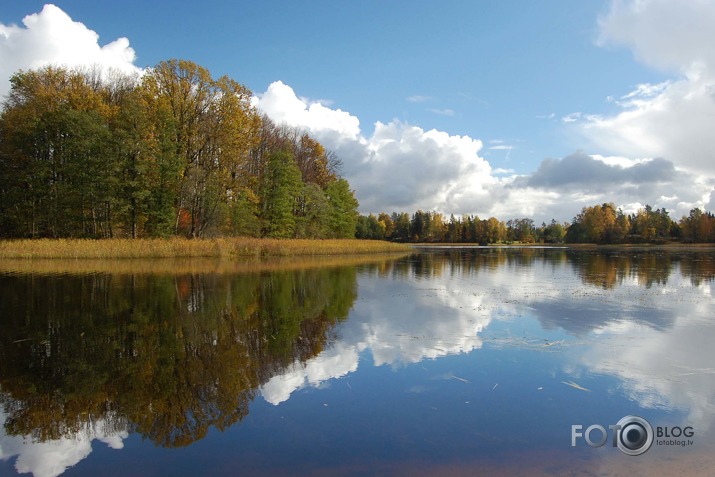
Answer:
1;1;713;222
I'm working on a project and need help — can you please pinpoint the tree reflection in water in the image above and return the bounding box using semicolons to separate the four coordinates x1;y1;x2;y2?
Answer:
0;265;358;448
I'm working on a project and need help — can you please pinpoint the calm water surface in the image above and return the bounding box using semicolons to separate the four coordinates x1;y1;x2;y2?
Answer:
1;248;714;476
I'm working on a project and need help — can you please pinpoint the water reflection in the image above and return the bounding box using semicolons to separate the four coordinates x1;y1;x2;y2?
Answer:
260;247;715;467
0;263;360;476
0;412;127;477
1;248;714;476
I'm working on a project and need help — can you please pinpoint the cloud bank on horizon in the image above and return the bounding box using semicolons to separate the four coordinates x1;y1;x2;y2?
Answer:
1;1;714;222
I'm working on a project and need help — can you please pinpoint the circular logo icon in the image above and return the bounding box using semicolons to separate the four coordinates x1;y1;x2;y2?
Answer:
615;415;653;456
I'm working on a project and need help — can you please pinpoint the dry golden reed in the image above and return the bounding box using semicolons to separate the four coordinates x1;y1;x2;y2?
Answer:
0;237;409;260
0;254;410;276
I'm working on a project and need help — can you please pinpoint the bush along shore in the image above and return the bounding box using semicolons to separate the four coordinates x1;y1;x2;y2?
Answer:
0;238;410;259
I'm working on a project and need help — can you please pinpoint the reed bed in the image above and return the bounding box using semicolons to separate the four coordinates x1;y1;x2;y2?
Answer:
0;253;410;276
0;237;409;259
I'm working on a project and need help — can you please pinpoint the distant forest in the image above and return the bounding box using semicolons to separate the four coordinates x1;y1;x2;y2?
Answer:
356;204;715;244
0;60;358;239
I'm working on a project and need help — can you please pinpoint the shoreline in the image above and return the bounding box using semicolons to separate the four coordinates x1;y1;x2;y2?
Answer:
0;253;410;275
1;238;713;260
409;242;715;250
0;238;409;259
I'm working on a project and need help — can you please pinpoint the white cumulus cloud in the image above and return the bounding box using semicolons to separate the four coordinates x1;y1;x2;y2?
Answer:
583;0;715;177
253;81;508;216
250;80;361;141
597;0;715;75
253;80;712;221
0;4;143;100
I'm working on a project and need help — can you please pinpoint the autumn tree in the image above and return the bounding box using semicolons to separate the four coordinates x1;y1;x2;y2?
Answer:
0;66;116;237
246;117;340;196
680;208;714;243
142;59;260;238
483;217;507;244
0;60;358;240
542;219;566;243
507;218;536;243
628;205;674;242
294;133;339;187
378;212;395;239
110;76;164;238
564;203;628;244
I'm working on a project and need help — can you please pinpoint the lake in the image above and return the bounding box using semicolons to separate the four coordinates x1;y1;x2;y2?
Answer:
1;247;714;476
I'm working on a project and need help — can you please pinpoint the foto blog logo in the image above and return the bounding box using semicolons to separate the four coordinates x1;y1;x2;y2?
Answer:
571;415;694;456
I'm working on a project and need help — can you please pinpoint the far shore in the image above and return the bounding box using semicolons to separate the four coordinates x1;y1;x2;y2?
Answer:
409;242;715;250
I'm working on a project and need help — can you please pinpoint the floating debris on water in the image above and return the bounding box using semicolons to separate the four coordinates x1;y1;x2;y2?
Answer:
561;380;591;392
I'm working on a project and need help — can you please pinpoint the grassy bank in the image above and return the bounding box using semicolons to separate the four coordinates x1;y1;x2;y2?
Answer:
0;238;409;259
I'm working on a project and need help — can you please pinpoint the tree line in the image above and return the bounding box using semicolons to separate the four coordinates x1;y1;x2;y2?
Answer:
356;203;715;244
566;203;715;244
0;60;359;239
2;61;712;245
